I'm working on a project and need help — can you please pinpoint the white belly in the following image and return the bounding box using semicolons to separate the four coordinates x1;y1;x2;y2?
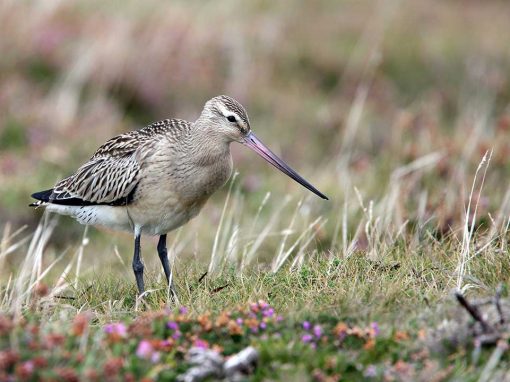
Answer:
45;199;203;236
46;204;133;232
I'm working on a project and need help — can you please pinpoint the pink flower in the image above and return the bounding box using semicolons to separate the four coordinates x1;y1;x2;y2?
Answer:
135;340;161;363
19;361;35;376
313;325;322;338
136;340;154;359
301;334;313;343
193;339;208;349
179;306;188;315
302;321;311;331
104;323;127;338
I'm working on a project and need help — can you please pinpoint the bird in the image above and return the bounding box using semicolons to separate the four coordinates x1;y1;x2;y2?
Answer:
30;95;328;296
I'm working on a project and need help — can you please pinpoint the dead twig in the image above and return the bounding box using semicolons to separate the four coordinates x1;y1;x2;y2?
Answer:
198;272;208;283
455;291;492;333
55;285;93;301
210;284;229;294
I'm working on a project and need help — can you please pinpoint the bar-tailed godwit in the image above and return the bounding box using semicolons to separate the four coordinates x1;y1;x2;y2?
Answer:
30;95;328;295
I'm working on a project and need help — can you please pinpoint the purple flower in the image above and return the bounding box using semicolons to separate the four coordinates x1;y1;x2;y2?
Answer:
260;322;267;330
258;300;269;309
262;308;275;317
276;315;284;322
136;340;154;359
179;306;188;315
302;321;311;331
167;321;179;331
193;339;208;349
313;325;322;338
301;334;313;343
370;322;380;336
236;318;243;325
104;323;127;337
172;331;181;340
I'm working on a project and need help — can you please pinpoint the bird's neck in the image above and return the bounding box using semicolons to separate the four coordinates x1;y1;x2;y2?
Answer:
188;120;231;166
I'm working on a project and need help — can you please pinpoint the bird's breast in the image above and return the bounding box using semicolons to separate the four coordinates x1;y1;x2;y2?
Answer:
177;152;233;203
127;150;233;235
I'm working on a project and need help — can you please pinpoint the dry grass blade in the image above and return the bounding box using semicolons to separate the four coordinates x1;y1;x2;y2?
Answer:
11;213;58;316
457;150;493;293
208;172;238;275
272;216;323;273
242;196;290;271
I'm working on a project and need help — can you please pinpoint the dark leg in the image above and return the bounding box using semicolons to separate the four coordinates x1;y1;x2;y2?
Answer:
157;234;176;298
157;235;170;282
132;233;144;294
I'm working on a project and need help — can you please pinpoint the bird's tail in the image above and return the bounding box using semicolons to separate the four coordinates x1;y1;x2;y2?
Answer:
29;189;53;208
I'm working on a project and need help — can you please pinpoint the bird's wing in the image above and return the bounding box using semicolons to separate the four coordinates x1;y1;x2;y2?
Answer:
35;119;191;206
50;130;151;205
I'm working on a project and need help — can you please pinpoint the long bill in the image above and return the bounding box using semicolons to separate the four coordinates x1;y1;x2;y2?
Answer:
242;132;329;200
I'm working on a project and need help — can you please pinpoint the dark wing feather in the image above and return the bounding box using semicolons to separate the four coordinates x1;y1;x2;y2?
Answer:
49;129;151;205
30;119;191;207
51;155;141;204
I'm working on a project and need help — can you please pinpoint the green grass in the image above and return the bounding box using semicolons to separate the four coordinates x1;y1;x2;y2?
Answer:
1;246;510;381
52;243;509;322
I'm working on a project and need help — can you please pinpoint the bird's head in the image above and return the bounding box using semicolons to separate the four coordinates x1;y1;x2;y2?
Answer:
200;95;329;200
201;95;251;143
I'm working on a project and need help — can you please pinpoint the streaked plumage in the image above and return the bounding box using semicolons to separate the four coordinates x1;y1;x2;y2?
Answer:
30;95;328;295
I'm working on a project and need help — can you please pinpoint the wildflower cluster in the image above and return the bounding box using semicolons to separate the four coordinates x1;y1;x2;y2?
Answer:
0;302;420;381
300;320;325;348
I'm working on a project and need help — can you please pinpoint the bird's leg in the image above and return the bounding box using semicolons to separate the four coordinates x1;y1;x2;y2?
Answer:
157;234;177;299
157;234;171;281
132;233;145;294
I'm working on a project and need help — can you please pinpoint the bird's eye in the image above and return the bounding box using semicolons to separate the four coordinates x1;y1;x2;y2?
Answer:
227;115;236;123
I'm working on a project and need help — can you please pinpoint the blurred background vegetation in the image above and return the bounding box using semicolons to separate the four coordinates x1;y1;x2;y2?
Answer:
1;0;510;276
